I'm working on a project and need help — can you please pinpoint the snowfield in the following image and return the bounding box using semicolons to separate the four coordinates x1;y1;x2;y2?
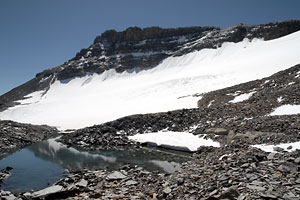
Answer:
1;31;300;130
128;131;220;152
269;104;300;116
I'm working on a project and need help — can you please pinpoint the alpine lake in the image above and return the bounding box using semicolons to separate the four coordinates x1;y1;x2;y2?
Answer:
0;138;191;194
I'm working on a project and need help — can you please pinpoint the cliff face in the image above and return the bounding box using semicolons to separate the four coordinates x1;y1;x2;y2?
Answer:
37;20;300;81
1;20;300;111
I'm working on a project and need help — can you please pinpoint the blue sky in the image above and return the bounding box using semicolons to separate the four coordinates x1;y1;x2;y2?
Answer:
1;0;300;95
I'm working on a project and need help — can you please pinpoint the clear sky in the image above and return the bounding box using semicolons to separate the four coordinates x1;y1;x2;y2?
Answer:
1;0;300;95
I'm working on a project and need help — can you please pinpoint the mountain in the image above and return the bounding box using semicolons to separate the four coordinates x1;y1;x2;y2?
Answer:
2;20;300;199
1;20;300;130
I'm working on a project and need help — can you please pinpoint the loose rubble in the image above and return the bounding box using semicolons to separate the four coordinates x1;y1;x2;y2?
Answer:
2;146;299;199
0;120;59;158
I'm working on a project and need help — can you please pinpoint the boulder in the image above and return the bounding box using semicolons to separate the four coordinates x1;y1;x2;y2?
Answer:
205;128;229;135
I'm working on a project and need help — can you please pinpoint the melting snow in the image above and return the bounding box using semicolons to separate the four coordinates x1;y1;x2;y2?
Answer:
1;31;300;129
229;91;256;103
252;141;300;152
207;100;215;107
269;104;300;116
128;131;220;152
277;96;283;103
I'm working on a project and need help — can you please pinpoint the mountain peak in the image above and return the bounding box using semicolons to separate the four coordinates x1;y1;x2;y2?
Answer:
93;26;217;44
1;20;300;116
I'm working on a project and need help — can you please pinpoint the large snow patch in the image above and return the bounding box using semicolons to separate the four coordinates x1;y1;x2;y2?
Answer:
1;31;300;129
128;131;220;152
269;104;300;116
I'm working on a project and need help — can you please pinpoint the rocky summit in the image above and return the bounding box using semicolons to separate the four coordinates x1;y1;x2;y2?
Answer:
1;20;300;199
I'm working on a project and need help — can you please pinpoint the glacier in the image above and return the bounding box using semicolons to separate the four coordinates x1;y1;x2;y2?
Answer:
1;30;300;130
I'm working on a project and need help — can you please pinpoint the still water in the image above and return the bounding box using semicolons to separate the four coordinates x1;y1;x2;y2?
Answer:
0;138;190;193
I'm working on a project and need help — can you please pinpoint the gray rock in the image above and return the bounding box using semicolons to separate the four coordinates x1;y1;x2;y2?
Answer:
241;163;250;168
260;193;277;199
237;194;246;200
1;195;16;200
267;152;276;160
205;128;229;135
278;163;298;173
219;187;239;199
294;157;300;164
250;180;264;186
125;180;138;186
32;185;63;198
177;178;184;185
273;146;285;152
283;191;298;199
76;179;88;187
246;184;266;191
163;187;172;194
106;171;127;180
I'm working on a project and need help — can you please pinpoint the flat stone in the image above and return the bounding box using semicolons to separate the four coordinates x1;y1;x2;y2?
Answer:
76;179;88;187
125;180;138;186
237;194;246;200
205;128;228;135
32;185;63;197
260;193;277;199
163;187;172;194
294;157;300;164
278;163;298;173
241;163;250;168
106;171;127;181
283;191;297;199
273;146;284;152
246;184;266;191
2;195;16;200
267;152;276;160
251;180;264;186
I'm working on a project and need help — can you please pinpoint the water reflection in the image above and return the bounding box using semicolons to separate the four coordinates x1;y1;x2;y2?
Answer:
27;138;190;173
0;138;190;193
28;138;117;171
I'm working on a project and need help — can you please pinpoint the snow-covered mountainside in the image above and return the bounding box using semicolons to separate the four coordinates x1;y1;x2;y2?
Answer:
1;20;300;130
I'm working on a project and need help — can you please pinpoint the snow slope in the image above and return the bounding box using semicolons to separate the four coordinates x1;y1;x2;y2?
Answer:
1;31;300;130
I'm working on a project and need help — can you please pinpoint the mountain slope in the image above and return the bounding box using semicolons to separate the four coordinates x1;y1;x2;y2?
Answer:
59;63;300;151
1;21;300;130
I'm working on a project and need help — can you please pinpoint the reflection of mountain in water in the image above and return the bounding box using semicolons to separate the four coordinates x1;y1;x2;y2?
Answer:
28;138;117;171
27;138;190;173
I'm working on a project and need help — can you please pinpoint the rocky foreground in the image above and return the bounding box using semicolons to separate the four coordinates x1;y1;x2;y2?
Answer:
1;145;299;200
